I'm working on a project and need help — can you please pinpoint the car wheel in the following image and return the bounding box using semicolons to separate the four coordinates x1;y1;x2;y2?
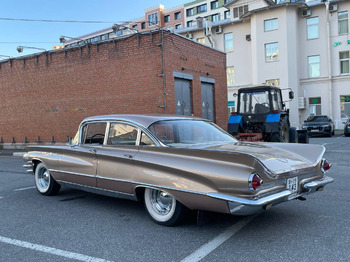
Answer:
34;163;61;196
144;188;186;226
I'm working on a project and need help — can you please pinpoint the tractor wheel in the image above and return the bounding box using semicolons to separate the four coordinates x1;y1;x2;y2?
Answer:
270;118;289;142
288;127;298;143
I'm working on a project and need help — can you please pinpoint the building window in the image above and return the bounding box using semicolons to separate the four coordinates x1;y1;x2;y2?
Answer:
340;51;350;75
227;66;234;86
108;32;116;38
307;17;319;40
265;42;279;62
224;10;230;20
266;79;280;87
309;97;322;116
115;30;123;36
186;8;194;17
224;33;233;52
197;37;205;44
264;18;278;31
211;13;220;22
338;11;349;35
175;23;182;30
224;0;232;3
101;34;109;40
187;20;193;27
132;25;138;30
340;95;350;119
148;12;158;26
90;36;100;42
211;1;219;9
174;12;181;20
197;4;207;14
164;15;170;23
141;22;146;29
233;5;248;18
308;55;320;78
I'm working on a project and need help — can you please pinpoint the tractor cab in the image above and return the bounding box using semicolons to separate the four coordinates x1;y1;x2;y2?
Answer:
237;86;286;115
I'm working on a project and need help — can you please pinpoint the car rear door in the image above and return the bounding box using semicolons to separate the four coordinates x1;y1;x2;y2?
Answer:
95;122;140;194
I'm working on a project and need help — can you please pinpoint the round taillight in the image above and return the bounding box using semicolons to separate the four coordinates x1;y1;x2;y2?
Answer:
249;173;263;191
321;159;332;173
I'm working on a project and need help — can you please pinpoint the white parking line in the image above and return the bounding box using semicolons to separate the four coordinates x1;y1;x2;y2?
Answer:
14;186;36;192
181;215;256;262
0;236;112;262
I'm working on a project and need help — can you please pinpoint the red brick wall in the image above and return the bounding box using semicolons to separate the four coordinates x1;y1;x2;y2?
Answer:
0;31;227;143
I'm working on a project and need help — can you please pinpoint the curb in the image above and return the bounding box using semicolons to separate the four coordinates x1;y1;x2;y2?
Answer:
13;152;27;157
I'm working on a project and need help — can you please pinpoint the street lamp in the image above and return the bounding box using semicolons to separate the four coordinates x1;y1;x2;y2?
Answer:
112;23;138;34
16;46;46;53
59;35;89;51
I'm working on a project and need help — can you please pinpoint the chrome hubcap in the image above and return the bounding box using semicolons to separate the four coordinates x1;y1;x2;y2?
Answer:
149;190;173;216
38;169;50;190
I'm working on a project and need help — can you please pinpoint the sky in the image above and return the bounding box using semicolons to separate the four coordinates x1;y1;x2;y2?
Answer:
0;0;188;59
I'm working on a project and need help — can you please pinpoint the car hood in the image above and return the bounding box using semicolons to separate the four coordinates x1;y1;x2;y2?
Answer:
303;121;329;125
203;142;325;175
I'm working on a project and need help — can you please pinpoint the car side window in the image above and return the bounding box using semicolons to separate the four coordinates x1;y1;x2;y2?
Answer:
81;123;107;145
107;123;138;146
140;132;155;146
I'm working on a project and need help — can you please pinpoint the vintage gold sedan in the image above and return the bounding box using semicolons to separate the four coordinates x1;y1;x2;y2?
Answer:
23;114;334;226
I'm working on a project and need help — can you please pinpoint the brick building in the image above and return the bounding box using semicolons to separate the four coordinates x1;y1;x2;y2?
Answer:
0;30;227;144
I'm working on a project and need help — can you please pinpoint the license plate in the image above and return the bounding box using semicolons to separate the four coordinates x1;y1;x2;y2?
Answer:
286;177;298;192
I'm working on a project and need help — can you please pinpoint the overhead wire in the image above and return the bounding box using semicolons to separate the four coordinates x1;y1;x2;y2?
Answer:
0;17;119;24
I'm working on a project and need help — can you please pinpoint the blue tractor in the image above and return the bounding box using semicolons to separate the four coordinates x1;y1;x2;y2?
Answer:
228;86;308;143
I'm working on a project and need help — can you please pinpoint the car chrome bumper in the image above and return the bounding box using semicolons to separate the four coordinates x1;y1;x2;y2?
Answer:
23;163;34;173
207;175;334;216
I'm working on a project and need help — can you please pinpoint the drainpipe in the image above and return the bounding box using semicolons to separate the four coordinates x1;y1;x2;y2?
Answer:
325;2;333;121
157;29;167;113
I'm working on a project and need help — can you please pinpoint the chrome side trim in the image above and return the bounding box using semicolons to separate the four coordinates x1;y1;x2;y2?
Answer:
133;182;205;196
50;169;95;178
96;176;131;183
56;181;137;201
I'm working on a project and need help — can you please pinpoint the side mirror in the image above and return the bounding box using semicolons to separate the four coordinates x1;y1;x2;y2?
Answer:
66;137;73;145
289;91;294;100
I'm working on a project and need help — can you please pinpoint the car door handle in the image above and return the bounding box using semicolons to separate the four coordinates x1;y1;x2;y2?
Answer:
123;154;133;159
90;149;96;153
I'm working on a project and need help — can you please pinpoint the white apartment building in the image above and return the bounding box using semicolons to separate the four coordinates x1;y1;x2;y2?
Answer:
177;0;350;129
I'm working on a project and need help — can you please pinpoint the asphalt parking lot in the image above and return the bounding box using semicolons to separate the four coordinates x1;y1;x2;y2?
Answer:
0;135;349;262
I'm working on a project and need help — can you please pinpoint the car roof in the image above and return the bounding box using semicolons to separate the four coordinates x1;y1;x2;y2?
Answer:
81;114;203;128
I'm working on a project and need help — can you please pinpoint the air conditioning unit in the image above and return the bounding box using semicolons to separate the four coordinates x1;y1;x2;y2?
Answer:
298;97;306;109
215;27;222;34
186;33;193;39
246;34;251;41
329;4;338;12
302;10;311;17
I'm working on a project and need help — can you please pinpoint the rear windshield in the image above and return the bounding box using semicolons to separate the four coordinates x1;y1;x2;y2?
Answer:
148;120;236;147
